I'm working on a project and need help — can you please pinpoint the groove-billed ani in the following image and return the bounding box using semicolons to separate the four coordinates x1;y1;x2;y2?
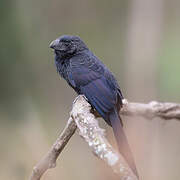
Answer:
50;35;138;177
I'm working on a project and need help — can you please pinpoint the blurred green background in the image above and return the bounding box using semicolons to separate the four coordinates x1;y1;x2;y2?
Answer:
0;0;180;180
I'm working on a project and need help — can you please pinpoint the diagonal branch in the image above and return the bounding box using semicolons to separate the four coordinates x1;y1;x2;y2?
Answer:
30;96;180;180
30;117;77;180
71;96;138;180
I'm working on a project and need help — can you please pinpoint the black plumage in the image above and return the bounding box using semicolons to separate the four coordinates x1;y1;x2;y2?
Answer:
50;35;138;177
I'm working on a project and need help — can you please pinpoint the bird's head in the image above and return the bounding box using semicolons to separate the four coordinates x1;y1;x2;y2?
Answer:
50;35;88;58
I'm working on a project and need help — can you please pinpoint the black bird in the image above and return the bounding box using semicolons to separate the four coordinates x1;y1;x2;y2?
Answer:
50;35;138;177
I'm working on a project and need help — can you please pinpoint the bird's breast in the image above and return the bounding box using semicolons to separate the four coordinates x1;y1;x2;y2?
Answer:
55;57;70;80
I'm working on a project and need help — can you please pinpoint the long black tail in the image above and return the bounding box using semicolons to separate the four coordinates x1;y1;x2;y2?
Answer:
109;110;139;178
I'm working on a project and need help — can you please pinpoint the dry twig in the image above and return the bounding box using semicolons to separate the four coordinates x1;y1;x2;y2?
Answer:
30;96;180;180
30;117;77;180
121;99;180;120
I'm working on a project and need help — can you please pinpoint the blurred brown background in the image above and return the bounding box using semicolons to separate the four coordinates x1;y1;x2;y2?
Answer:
0;0;180;180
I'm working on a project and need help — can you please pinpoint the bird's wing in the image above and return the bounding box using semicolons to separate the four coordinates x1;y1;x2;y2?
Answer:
80;77;117;124
69;56;119;124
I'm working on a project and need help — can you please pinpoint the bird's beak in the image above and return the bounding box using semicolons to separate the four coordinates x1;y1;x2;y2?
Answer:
49;39;59;49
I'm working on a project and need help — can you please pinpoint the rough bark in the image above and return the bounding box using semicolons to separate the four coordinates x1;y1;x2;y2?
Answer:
30;96;180;180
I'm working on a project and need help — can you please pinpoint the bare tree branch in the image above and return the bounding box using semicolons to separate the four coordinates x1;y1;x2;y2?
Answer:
30;96;180;180
30;117;77;180
121;99;180;120
72;96;138;180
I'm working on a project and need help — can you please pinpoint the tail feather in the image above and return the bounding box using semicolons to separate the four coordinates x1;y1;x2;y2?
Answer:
109;110;139;178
